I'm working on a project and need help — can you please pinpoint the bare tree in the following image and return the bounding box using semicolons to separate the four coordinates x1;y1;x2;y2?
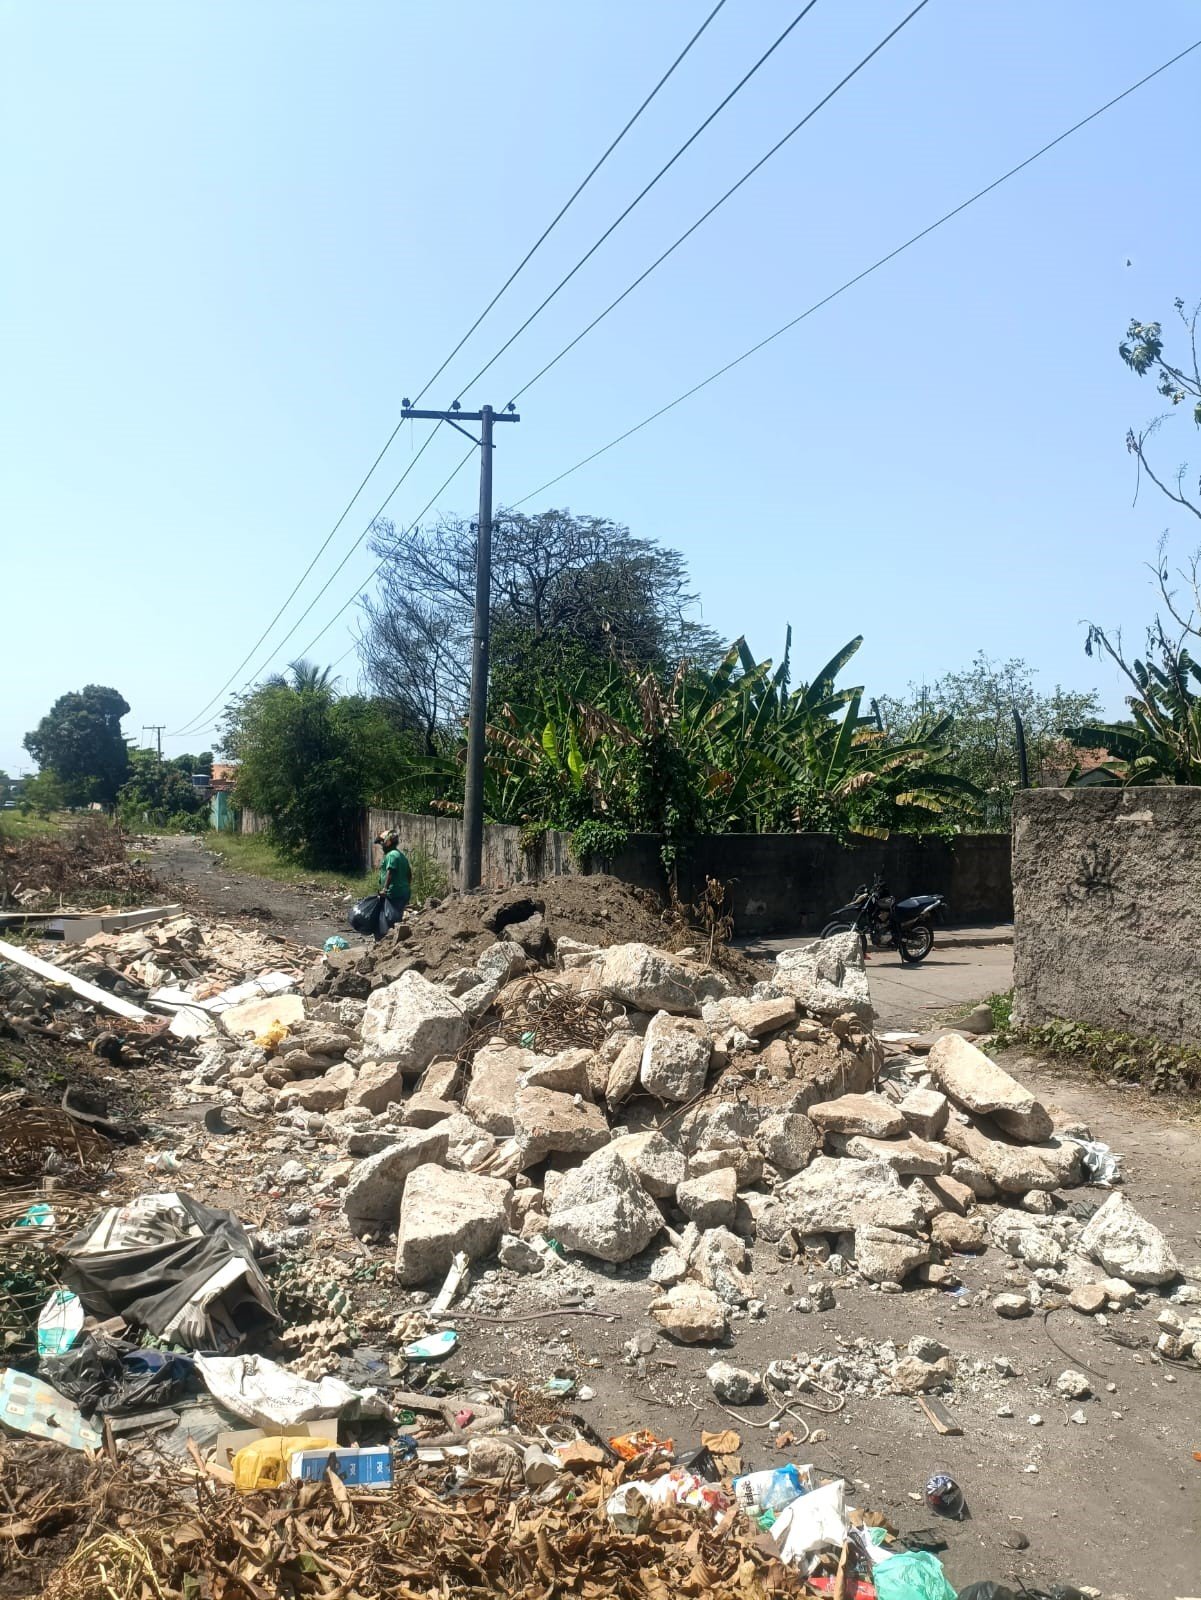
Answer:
358;508;721;735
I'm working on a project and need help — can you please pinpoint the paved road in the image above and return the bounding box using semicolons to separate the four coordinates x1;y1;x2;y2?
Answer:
862;940;1013;1030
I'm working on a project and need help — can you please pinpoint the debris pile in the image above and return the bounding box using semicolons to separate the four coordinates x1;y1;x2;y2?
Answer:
0;819;161;910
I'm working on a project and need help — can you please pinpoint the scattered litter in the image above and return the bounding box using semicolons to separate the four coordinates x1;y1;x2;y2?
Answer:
0;1366;103;1451
1065;1137;1123;1187
35;1288;83;1357
403;1329;459;1361
231;1432;338;1490
924;1473;965;1519
195;1352;388;1429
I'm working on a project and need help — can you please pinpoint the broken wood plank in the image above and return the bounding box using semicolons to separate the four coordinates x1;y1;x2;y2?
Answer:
0;938;149;1021
916;1395;963;1435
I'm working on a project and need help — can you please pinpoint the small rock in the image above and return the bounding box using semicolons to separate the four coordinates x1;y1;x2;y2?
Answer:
467;1436;522;1480
1022;1190;1055;1215
908;1334;949;1362
891;1354;955;1393
651;1283;728;1344
1028;1413;1043;1426
1070;1408;1087;1425
1069;1283;1107;1315
276;1160;309;1186
853;1224;931;1284
707;1361;764;1405
996;1404;1014;1417
757;1111;819;1172
994;1293;1032;1319
1056;1369;1091;1400
498;1234;544;1274
1101;1276;1137;1310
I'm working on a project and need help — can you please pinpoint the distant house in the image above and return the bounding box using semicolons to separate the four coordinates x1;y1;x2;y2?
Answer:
209;762;239;832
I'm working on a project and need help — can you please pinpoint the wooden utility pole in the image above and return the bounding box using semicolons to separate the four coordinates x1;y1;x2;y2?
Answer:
399;401;520;891
143;725;165;759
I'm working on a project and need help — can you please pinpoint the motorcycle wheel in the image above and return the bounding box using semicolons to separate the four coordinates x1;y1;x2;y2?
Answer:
898;923;934;963
821;921;867;959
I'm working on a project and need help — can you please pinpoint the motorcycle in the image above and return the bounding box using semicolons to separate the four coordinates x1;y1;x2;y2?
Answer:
820;875;945;964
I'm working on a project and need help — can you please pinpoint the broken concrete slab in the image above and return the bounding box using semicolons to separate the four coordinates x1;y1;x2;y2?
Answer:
771;933;873;1024
598;942;729;1016
344;1059;409;1115
1078;1192;1180;1286
701;994;798;1040
756;1111;819;1173
463;1041;537;1135
837;1133;954;1175
899;1086;949;1139
546;1146;663;1263
809;1091;905;1139
608;1131;686;1198
853;1224;932;1283
512;1085;610;1166
521;1047;594;1097
343;1126;451;1232
676;1168;737;1229
927;1034;1052;1143
941;1116;1059;1193
395;1164;511;1285
276;1061;357;1112
221;992;305;1039
604;1036;645;1109
778;1156;927;1234
639;1011;713;1103
360;970;469;1078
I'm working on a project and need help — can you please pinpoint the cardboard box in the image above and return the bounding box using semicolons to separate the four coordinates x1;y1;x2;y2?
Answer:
288;1445;393;1485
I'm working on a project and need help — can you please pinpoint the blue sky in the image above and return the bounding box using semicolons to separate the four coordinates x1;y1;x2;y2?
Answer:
3;0;1199;774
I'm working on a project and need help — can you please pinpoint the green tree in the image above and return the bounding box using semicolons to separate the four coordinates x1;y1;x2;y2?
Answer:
484;635;976;867
875;656;1101;826
0;770;10;804
1071;299;1201;783
221;663;413;868
20;769;67;817
23;685;131;806
117;747;207;825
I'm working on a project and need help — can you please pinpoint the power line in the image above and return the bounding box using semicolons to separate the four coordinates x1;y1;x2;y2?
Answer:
168;3;727;736
289;445;479;664
513;35;1201;507
452;2;821;403
197;2;926;699
505;0;931;406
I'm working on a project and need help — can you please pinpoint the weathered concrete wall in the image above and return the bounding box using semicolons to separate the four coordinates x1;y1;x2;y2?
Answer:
368;808;1011;935
1013;788;1201;1044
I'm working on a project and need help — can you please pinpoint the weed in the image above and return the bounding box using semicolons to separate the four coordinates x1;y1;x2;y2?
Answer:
1001;1007;1201;1096
202;831;375;897
406;845;449;905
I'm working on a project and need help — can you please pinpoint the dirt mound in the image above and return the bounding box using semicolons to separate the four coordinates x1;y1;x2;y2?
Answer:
0;820;162;911
386;874;762;987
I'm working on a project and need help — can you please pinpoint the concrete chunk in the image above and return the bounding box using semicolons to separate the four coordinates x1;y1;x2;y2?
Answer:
1079;1192;1179;1285
360;970;468;1077
546;1147;663;1263
512;1085;610;1166
809;1092;905;1139
343;1126;451;1232
778;1156;927;1234
639;1011;712;1103
927;1034;1052;1142
395;1164;511;1285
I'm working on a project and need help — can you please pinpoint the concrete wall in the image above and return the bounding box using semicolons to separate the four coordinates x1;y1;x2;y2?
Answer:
1012;787;1201;1044
368;808;1011;935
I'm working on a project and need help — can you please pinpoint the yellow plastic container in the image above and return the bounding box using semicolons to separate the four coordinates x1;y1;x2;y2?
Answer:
232;1434;338;1491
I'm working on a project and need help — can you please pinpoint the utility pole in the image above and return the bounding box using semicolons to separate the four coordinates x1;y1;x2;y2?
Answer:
400;400;520;890
143;725;165;759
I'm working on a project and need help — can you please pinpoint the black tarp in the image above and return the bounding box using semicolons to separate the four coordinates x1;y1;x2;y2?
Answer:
60;1192;279;1351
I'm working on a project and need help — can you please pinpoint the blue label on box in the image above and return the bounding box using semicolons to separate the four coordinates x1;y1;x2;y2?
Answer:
290;1447;393;1485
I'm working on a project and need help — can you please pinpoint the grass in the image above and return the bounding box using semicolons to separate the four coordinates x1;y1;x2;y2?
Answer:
202;830;375;897
201;830;451;904
0;810;67;841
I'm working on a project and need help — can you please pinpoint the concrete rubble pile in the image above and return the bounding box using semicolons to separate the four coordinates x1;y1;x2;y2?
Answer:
170;919;1194;1360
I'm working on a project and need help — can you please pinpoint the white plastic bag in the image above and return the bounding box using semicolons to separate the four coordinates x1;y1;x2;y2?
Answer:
770;1477;847;1566
196;1353;388;1429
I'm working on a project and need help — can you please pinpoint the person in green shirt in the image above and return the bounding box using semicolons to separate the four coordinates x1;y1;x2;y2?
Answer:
373;830;411;940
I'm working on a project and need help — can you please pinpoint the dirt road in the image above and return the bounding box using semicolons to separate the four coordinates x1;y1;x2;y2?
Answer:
142;833;349;949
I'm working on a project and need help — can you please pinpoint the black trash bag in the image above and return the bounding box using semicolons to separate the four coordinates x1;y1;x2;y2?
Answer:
41;1333;196;1417
957;1587;1019;1600
349;894;381;934
60;1192;279;1351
